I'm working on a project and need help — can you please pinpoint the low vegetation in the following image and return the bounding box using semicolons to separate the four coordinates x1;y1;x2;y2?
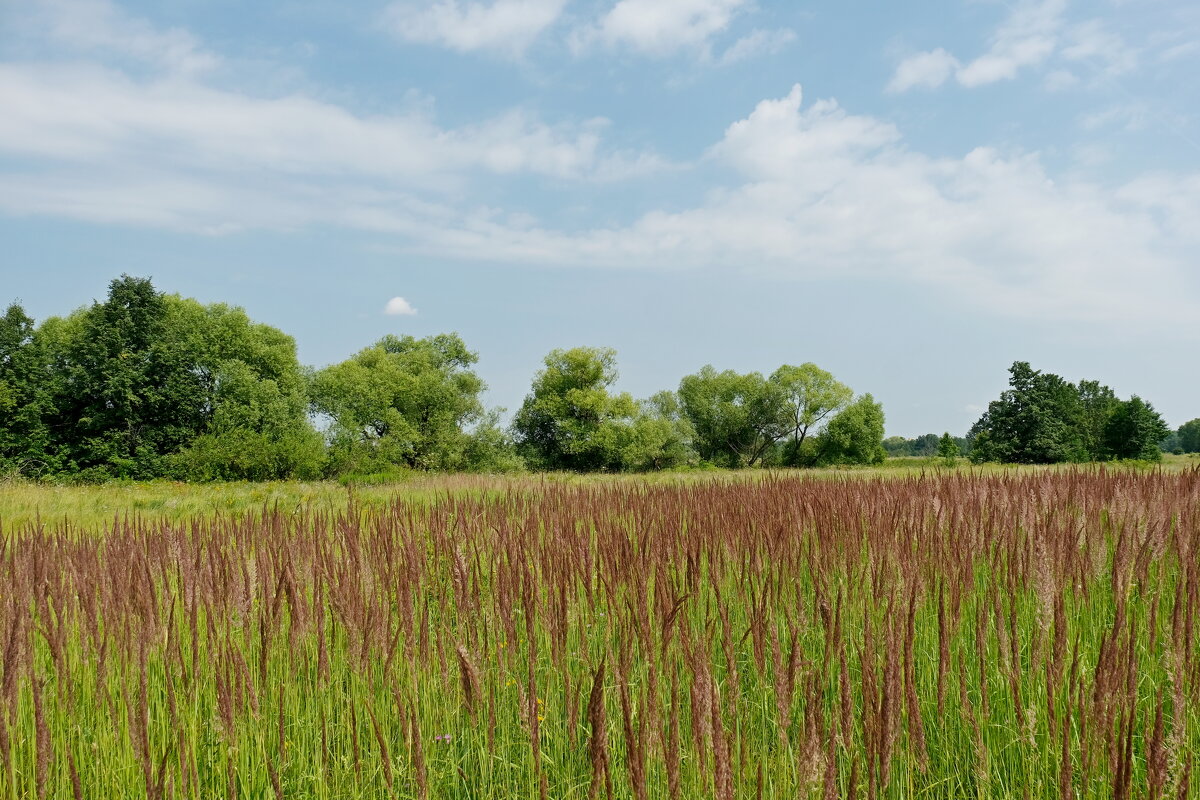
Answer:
1;468;1197;798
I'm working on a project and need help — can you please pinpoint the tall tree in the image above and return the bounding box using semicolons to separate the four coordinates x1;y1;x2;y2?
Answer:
1103;397;1170;461
968;362;1085;464
165;297;324;480
312;333;488;472
51;275;199;478
678;366;789;467
0;303;55;475
1076;379;1119;460
770;363;852;466
1177;419;1200;454
511;347;636;472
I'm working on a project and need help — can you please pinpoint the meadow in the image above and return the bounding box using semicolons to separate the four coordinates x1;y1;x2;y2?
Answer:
1;465;1198;798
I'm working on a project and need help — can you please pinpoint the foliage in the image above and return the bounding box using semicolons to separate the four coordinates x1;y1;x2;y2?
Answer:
969;361;1170;465
1177;418;1200;454
969;362;1085;464
311;333;494;473
937;431;959;466
0;302;56;475
1102;396;1170;461
5;277;324;481
815;393;886;465
511;347;635;471
770;363;852;466
677;365;789;467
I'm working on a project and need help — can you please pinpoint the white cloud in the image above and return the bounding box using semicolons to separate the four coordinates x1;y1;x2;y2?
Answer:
1061;20;1137;76
716;28;796;66
0;63;655;184
385;296;418;315
1043;69;1078;91
573;0;749;57
956;0;1066;87
30;0;219;75
387;85;1199;328
380;0;566;57
886;48;960;93
891;1;1142;93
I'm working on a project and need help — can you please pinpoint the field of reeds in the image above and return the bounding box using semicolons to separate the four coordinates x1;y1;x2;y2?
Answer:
1;468;1198;798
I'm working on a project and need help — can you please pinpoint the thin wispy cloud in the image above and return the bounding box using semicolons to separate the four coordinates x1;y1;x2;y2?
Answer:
380;0;567;57
571;0;750;57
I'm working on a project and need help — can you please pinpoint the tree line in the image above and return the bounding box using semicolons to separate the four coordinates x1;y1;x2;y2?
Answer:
1;277;1193;481
0;276;887;481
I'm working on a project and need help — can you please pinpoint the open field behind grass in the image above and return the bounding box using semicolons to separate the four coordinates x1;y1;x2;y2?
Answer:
2;455;1196;531
1;466;1199;798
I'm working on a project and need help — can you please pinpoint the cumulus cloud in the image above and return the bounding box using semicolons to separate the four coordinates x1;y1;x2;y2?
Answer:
886;48;960;92
3;4;1198;334
573;0;749;57
380;0;566;57
385;296;418;315
388;85;1200;328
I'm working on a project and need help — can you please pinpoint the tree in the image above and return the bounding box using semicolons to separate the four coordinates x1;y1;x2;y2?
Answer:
615;391;697;471
1103;396;1170;461
312;333;488;472
1178;419;1200;454
770;363;852;466
815;394;886;466
968;362;1084;464
512;347;637;471
937;432;959;466
1076;380;1119;460
0;302;55;475
46;275;202;478
165;298;324;480
677;366;789;467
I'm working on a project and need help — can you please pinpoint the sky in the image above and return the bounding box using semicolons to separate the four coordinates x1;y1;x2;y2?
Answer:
1;0;1198;437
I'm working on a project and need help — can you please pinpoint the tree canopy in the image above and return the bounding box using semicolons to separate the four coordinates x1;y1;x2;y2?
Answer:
969;362;1170;464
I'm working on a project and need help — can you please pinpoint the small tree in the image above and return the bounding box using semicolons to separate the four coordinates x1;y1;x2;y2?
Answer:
1103;396;1170;461
512;347;636;471
816;394;886;466
937;432;959;467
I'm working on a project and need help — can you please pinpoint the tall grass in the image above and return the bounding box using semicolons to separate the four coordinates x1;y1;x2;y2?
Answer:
0;468;1197;797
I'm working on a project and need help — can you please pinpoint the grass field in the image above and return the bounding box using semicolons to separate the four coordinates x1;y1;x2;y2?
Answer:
1;464;1198;798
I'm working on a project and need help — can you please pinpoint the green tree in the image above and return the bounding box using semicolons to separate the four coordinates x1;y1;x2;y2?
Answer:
968;362;1084;464
770;363;852;466
165;298;324;480
937;432;960;466
46;275;202;478
0;303;56;475
311;333;488;473
511;347;638;471
1076;379;1119;460
1103;396;1170;461
677;366;789;468
615;391;697;471
1178;419;1200;454
816;394;886;466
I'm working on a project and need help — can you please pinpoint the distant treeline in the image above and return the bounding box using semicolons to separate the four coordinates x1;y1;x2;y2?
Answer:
884;433;973;459
0;276;1194;481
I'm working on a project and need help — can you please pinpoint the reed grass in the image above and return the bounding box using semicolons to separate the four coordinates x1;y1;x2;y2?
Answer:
0;467;1198;797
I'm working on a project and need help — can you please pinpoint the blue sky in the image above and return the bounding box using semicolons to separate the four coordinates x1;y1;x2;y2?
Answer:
2;0;1198;436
